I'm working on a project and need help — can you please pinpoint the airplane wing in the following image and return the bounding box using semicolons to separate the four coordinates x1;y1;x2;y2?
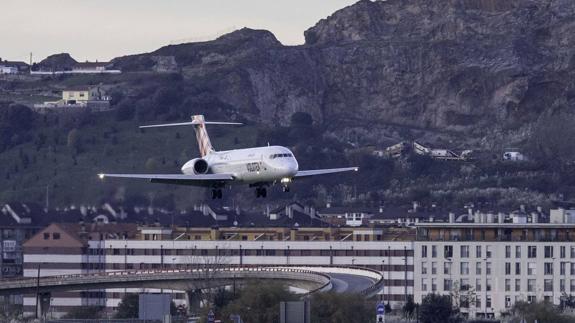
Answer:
294;167;359;178
98;173;234;186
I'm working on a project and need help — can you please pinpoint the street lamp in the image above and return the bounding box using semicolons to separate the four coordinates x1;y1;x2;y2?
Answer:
381;259;385;302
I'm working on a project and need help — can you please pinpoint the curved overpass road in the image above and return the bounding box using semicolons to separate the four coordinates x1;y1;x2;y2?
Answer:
329;273;377;293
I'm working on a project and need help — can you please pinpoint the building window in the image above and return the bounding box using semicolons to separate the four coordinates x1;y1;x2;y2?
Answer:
476;297;481;308
528;279;536;292
476;262;482;275
571;279;575;292
505;296;512;308
561;262;566;275
421;262;427;274
52;232;60;240
460;262;469;275
444;262;451;275
486;295;492;308
486;278;492;291
544;246;554;258
571;263;575;275
528;246;537;258
516;246;521;258
505;263;511;275
476;278;482;291
486;262;492;275
515;262;521;275
544;262;553;275
528;262;536;275
460;278;470;291
422;245;428;258
460;245;469;258
422;278;428;291
571;247;575;258
444;279;452;291
43;233;49;240
432;245;437;258
505;279;511;291
560;246;566;259
505;246;511;258
486;245;492;258
476;245;482;258
560;279;566;292
515;279;521;292
431;262;437;275
527;295;536;303
431;278;437;292
544;279;553;292
444;245;453;258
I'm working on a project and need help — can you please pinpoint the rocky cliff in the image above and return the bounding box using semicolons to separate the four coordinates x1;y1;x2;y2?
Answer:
112;0;575;147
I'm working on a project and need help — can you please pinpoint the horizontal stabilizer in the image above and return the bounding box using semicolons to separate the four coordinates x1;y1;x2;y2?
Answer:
140;121;242;129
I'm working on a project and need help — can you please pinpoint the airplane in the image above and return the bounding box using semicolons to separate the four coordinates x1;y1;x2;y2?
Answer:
98;115;358;199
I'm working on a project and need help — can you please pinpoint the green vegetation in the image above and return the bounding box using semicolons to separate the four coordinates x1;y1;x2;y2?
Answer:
418;294;461;323
2;71;575;211
63;305;105;319
509;300;575;323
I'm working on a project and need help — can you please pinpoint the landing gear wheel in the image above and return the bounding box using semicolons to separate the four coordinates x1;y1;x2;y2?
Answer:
255;187;267;198
212;189;223;199
282;186;290;193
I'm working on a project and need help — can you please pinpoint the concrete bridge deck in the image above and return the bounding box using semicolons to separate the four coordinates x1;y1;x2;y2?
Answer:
0;266;383;297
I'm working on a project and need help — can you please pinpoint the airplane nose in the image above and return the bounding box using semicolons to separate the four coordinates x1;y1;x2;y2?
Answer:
285;160;298;176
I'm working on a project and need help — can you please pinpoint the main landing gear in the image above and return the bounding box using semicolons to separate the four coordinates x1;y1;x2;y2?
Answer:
211;189;223;199
255;187;267;198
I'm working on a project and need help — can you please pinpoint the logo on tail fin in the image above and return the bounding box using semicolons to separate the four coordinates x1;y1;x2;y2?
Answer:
192;115;214;157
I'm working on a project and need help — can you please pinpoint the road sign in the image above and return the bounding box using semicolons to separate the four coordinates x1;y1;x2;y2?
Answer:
376;302;385;315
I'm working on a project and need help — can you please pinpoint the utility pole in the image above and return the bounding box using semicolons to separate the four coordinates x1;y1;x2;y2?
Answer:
45;184;49;210
35;263;41;319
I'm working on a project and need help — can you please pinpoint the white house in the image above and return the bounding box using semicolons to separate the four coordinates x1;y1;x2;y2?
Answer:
0;66;18;74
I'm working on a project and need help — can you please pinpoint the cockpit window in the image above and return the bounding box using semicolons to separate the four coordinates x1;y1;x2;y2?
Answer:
269;153;293;159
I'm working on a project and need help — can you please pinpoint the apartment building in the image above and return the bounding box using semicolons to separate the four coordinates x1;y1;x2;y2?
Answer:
414;212;575;319
22;224;415;317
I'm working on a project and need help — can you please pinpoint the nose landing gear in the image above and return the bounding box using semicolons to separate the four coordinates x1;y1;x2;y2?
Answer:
255;187;267;198
282;186;290;193
211;189;223;199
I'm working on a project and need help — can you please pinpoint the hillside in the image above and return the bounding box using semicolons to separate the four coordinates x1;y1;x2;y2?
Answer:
2;0;575;210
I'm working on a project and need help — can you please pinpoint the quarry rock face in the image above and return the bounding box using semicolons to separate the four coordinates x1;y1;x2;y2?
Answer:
113;0;575;144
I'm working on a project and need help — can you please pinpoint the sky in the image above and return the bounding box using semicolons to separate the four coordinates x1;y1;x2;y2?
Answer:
2;0;357;63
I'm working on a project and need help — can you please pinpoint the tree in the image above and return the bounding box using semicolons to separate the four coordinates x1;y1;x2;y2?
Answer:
418;294;460;323
403;295;416;320
527;112;575;168
510;300;573;323
63;306;104;319
219;281;298;323
67;128;81;153
310;292;374;323
115;294;139;318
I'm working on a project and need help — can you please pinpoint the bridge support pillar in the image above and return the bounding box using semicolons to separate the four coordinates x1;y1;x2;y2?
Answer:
185;289;203;315
37;292;51;319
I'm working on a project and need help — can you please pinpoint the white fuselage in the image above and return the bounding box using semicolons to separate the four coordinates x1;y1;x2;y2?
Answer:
181;146;298;184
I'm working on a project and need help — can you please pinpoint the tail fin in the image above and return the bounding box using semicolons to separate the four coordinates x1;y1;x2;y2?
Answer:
192;115;213;157
139;115;242;158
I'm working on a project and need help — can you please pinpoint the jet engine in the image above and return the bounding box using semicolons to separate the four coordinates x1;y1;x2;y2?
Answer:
189;158;209;174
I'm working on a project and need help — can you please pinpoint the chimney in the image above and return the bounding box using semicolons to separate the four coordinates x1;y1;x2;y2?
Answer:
498;213;505;224
532;212;539;223
449;212;455;223
520;205;526;213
